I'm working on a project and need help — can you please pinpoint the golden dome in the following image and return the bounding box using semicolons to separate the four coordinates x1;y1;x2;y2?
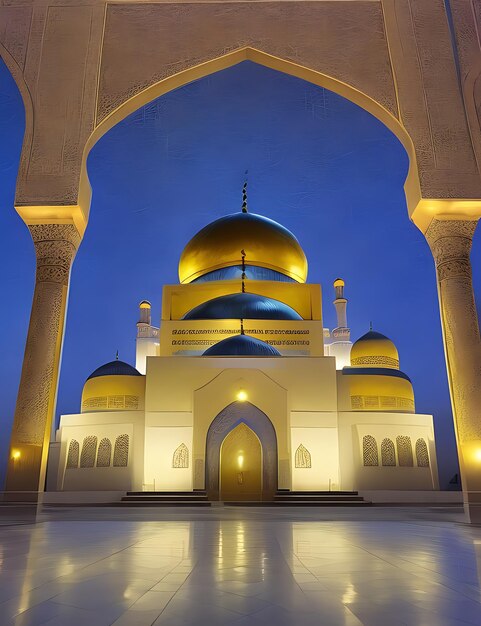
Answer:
350;330;399;369
178;212;308;284
81;360;145;413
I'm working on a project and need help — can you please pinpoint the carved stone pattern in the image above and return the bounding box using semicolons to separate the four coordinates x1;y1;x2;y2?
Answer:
351;356;399;368
29;224;81;286
295;444;312;469
66;439;79;469
173;443;189;468
425;219;477;279
99;3;396;122
351;395;414;412
381;438;396;467
80;436;97;468
396;435;413;467
113;434;129;467
362;435;379;467
96;438;112;467
415;438;429;468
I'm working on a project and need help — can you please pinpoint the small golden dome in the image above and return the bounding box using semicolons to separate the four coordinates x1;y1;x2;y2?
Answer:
81;360;145;413
333;278;345;288
139;300;151;309
350;330;399;369
179;212;308;284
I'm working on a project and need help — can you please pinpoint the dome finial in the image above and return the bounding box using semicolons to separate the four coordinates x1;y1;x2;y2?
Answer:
241;249;246;293
115;350;119;360
369;321;373;331
240;318;245;335
241;171;248;213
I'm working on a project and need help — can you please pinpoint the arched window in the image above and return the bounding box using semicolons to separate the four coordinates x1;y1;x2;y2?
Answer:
363;435;379;466
295;444;312;468
415;438;430;467
66;440;79;469
80;436;97;468
396;435;413;467
96;438;112;467
381;438;396;466
173;443;189;468
113;434;129;467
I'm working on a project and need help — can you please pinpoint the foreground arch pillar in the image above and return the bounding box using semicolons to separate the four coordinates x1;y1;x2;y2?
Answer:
5;222;81;500
425;218;481;523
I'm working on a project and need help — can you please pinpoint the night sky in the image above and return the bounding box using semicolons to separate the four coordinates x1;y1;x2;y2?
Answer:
2;59;479;488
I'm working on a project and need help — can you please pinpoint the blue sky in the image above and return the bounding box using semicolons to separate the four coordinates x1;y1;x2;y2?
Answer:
2;59;479;488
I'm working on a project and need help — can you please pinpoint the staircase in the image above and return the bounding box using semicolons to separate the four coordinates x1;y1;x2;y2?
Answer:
118;490;211;506
115;489;371;507
225;490;372;507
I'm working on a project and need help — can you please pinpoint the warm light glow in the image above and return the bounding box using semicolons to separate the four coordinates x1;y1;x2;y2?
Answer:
237;454;244;469
474;449;481;462
237;390;248;402
12;450;20;460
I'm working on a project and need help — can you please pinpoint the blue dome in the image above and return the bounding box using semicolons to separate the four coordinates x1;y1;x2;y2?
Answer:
193;265;295;283
183;292;302;320
203;334;281;357
87;360;142;380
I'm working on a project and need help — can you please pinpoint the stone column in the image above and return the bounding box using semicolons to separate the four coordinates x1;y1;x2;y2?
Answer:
425;218;481;523
5;223;81;499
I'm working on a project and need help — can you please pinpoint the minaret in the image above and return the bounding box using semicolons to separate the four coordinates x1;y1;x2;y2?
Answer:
333;278;348;329
138;300;152;325
329;278;352;369
135;300;159;374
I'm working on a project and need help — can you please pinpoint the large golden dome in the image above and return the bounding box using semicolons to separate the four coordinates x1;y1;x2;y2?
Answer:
178;212;308;284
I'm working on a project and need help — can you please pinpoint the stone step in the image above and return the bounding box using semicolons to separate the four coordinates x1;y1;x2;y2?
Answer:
121;495;208;502
274;495;365;502
224;500;372;507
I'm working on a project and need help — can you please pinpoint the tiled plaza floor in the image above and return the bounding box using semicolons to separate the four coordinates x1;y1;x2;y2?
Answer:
0;505;480;625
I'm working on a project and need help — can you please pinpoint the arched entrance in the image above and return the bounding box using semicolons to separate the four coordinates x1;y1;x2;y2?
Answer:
220;423;262;501
206;401;277;501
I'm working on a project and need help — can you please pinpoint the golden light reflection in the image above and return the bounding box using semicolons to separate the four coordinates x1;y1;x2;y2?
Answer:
474;449;481;462
11;450;20;460
237;453;244;469
236;389;248;402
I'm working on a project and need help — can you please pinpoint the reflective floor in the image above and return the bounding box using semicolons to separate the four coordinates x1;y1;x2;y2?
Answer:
0;506;480;625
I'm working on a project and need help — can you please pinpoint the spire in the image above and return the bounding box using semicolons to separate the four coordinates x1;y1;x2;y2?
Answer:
240;318;245;335
241;249;246;293
241;171;248;213
115;350;119;360
369;321;373;331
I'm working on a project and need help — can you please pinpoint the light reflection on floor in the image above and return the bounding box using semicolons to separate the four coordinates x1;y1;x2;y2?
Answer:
0;506;480;625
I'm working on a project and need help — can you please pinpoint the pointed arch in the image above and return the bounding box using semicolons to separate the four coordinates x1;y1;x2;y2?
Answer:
80;436;98;468
96;438;112;467
113;434;129;467
206;400;277;501
396;435;413;467
362;435;379;466
381;438;396;466
66;439;79;469
173;443;189;468
79;47;420;228
295;444;312;469
415;438;430;468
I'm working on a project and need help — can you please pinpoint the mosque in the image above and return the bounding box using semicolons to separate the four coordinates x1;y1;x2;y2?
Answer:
46;194;439;499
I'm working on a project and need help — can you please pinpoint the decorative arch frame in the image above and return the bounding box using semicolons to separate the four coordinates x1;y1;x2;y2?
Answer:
79;47;421;232
205;400;277;501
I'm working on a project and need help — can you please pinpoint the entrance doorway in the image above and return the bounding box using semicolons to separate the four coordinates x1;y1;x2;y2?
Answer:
220;423;262;501
205;401;277;501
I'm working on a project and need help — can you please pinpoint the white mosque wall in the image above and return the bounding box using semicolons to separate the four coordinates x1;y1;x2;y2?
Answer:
337;412;439;491
144;426;193;491
135;336;159;374
327;341;352;370
290;425;340;490
54;411;145;491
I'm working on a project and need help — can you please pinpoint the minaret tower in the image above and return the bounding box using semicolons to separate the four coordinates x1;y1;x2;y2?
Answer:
329;278;352;369
135;300;160;374
333;278;348;330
